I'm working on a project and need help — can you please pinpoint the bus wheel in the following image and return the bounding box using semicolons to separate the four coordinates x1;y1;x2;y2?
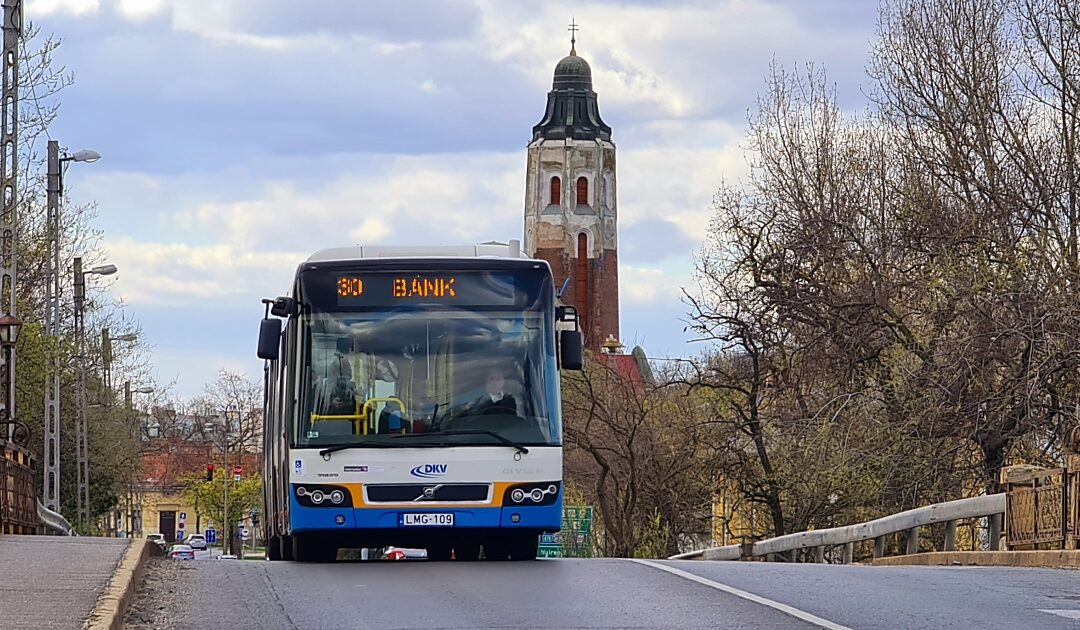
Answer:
508;534;539;561
426;543;452;561
454;540;481;561
281;535;294;561
267;536;282;561
293;534;337;562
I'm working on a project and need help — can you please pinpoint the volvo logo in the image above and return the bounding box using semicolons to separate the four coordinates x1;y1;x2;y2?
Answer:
414;484;443;502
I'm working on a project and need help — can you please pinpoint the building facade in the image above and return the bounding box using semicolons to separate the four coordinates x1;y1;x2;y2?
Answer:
524;42;620;351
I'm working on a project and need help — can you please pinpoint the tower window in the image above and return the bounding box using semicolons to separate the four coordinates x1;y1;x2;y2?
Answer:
576;177;588;205
549;176;561;205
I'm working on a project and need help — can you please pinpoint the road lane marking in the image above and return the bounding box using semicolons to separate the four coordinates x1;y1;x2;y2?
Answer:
632;560;854;630
1041;610;1080;620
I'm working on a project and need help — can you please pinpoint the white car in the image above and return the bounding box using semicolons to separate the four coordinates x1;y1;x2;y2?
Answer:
146;533;167;549
186;534;207;550
383;547;427;560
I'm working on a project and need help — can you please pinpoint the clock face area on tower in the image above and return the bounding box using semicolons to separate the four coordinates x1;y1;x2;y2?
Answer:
524;41;620;352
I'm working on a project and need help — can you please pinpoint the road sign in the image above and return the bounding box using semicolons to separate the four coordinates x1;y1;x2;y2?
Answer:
205;528;217;544
538;506;594;559
179;512;187;521
176;530;185;541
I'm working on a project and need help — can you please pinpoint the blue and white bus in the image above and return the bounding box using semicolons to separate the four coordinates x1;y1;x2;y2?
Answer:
257;242;582;562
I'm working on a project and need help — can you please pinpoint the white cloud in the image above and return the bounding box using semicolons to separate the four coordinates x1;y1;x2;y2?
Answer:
620;265;690;306
29;0;100;17
114;0;166;21
102;237;306;306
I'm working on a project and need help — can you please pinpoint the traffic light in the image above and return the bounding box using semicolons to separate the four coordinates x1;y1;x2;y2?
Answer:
206;463;214;481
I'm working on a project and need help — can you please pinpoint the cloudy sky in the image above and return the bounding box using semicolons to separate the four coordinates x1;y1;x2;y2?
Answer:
34;0;881;398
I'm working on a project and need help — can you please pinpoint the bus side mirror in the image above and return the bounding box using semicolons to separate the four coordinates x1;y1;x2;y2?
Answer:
560;330;583;370
257;318;282;360
270;296;296;317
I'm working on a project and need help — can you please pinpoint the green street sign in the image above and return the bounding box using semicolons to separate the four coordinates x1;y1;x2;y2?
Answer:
537;506;594;558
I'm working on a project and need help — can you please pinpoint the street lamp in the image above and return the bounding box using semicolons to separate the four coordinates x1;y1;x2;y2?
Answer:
74;257;120;530
67;149;101;164
0;313;21;442
44;140;102;516
0;313;21;346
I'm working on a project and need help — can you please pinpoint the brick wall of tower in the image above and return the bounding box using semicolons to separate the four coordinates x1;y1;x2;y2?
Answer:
535;246;620;351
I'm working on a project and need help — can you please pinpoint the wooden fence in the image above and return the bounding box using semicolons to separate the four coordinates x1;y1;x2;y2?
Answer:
1;439;37;534
1003;455;1079;550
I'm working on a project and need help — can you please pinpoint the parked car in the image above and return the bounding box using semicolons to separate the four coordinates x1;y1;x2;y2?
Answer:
146;533;167;549
168;544;195;560
382;547;427;560
186;534;207;550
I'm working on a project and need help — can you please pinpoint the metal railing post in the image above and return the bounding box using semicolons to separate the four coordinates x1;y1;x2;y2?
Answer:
944;519;956;551
874;535;886;559
988;513;1002;551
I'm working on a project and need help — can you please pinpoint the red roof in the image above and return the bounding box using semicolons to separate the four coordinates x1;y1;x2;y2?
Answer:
139;440;260;488
596;353;647;386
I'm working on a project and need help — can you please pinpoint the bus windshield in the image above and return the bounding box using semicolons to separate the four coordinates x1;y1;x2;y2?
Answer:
291;267;560;449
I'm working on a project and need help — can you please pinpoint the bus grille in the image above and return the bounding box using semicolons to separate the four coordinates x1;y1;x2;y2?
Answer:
366;484;491;503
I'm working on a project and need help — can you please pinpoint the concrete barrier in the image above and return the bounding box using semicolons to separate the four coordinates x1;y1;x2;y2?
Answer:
84;539;154;630
873;550;1080;568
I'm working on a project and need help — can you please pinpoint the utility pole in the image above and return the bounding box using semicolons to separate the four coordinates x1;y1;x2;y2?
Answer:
43;140;61;513
125;381;132;537
74;257;88;529
0;1;21;442
102;328;114;534
223;412;231;556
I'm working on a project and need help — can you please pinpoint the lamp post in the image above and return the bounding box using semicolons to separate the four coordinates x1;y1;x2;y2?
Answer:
73;258;117;530
43;140;100;514
1;1;23;446
219;405;242;556
123;381;153;537
0;314;22;442
101;328;136;535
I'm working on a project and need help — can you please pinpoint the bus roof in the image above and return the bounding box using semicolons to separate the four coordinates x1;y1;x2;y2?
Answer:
307;240;527;263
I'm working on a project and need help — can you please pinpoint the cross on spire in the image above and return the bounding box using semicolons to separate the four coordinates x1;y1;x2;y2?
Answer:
568;17;579;54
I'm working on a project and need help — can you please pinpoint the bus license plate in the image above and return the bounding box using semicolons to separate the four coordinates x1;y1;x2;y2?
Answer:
402;513;454;527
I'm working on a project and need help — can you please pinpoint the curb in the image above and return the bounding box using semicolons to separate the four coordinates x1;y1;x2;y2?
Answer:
83;539;154;630
872;550;1080;568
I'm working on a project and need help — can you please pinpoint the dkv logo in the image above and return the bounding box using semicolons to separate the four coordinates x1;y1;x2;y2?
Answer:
410;463;448;478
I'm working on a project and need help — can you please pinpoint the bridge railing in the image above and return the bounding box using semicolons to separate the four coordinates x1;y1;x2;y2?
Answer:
670;494;1005;562
1;439;37;535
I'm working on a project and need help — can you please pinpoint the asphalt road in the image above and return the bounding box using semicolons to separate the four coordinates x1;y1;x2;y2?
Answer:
0;536;130;630
123;555;1080;630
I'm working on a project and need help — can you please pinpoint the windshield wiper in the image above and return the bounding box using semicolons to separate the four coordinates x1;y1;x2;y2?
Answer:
391;430;530;454
317;441;407;457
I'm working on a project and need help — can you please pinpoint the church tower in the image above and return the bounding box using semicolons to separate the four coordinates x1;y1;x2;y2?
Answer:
524;35;619;351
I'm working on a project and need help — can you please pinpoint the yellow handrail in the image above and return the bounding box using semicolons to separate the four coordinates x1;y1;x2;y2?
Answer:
311;397;408;435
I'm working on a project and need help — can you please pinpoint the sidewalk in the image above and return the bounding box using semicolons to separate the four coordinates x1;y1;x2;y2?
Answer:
0;536;130;630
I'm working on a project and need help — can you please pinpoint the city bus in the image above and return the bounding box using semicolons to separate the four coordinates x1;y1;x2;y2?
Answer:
256;241;582;562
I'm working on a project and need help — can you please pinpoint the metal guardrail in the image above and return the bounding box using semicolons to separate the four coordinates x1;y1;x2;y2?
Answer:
670;494;1005;562
37;499;76;536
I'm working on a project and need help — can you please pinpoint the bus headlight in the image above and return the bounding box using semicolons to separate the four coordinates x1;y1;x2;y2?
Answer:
294;484;353;508
503;482;561;507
